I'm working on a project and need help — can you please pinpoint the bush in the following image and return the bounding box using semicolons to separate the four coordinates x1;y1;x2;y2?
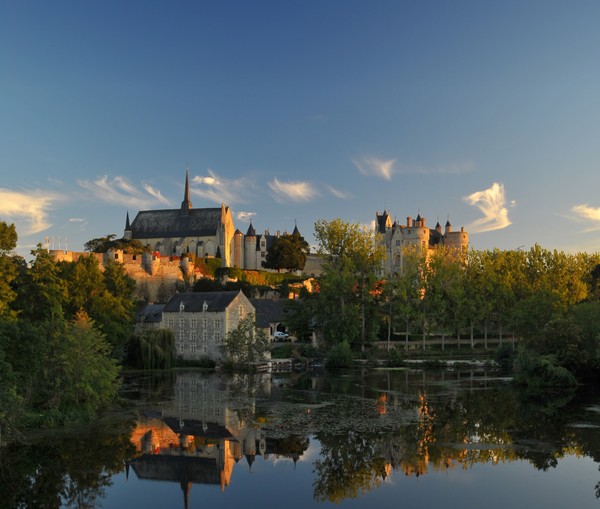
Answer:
495;344;515;372
513;349;577;388
325;341;354;369
387;348;405;367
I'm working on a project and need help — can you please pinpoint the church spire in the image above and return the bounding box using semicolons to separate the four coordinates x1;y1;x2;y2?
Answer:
125;211;130;230
181;165;192;212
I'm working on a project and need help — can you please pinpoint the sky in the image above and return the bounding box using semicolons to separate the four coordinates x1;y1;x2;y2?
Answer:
2;0;600;258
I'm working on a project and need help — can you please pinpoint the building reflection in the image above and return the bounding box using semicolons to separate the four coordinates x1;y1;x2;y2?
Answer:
127;372;308;508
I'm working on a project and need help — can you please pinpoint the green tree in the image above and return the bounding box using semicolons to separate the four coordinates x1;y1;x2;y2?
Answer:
84;234;149;254
314;218;385;351
224;316;269;364
14;245;67;322
0;221;19;318
264;232;310;272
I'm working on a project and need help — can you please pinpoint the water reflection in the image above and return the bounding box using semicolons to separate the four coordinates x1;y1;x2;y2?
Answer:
3;368;600;508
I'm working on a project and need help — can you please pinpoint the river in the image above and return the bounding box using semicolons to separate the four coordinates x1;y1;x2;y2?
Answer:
2;366;600;508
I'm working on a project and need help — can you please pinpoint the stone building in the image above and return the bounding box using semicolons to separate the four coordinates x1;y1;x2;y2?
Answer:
376;210;469;274
161;290;255;361
123;170;302;271
124;170;236;266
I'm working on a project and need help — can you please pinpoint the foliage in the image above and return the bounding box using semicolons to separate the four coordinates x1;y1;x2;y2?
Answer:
84;234;149;254
194;256;223;277
127;329;175;370
0;222;19;319
314;218;385;350
264;232;310;272
513;349;577;388
224;317;270;365
325;341;354;369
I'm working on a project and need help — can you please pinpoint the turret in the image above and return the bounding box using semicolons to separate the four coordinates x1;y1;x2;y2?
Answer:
123;211;132;240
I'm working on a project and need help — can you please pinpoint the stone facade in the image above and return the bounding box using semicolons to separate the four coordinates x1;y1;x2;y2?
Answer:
376;210;469;274
161;291;255;361
123;170;301;272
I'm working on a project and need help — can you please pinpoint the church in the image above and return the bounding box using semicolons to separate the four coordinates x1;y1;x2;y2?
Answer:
123;171;301;270
124;170;236;265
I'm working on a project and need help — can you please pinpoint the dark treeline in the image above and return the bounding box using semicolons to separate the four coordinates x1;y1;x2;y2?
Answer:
0;222;137;443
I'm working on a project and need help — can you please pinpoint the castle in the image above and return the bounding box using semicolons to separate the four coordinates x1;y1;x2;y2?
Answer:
124;170;302;271
375;210;469;274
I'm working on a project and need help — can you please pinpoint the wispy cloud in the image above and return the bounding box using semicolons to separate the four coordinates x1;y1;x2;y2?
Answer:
326;185;351;199
571;204;600;232
354;157;475;177
191;169;252;205
0;188;62;234
353;157;395;180
236;211;256;222
77;176;171;209
268;178;318;203
463;182;512;233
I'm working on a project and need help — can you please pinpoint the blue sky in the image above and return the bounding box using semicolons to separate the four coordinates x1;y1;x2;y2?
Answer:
2;0;600;257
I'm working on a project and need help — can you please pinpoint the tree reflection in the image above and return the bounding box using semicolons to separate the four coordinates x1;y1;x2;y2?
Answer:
0;418;135;509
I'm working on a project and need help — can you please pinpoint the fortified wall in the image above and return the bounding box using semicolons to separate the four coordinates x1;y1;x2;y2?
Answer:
49;249;198;302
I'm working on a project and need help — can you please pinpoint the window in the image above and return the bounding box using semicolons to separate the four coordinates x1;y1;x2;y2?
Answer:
215;331;221;343
190;331;197;343
214;318;221;329
203;318;208;328
167;319;174;328
191;318;197;328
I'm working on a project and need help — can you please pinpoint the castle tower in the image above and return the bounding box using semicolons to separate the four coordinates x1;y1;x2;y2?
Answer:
233;229;243;268
244;222;257;270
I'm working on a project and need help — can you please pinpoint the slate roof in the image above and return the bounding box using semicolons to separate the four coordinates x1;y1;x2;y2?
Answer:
129;207;225;239
163;291;247;313
136;303;165;323
250;299;286;328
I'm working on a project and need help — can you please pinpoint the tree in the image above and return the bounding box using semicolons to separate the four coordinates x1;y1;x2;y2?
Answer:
314;218;385;351
264;232;310;272
224;317;269;364
0;222;19;318
84;234;148;254
14;245;67;322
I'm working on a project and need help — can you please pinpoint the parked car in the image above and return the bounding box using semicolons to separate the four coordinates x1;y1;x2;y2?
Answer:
273;331;289;341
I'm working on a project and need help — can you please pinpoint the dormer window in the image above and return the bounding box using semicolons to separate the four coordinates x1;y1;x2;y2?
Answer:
179;302;185;313
203;301;208;312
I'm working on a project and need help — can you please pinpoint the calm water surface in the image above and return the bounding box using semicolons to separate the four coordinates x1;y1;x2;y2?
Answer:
3;367;600;508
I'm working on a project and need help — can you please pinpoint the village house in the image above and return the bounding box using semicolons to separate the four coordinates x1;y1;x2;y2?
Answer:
161;290;255;361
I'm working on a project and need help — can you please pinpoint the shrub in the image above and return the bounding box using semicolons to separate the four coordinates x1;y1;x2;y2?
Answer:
513;349;577;388
325;341;354;369
387;348;404;367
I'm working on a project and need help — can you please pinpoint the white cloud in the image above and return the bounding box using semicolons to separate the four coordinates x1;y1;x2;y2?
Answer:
353;157;395;180
142;183;170;205
68;217;86;222
463;182;512;233
354;157;475;177
0;188;62;234
236;211;256;222
191;169;252;205
326;185;351;199
571;204;600;232
77;175;171;209
268;178;318;203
